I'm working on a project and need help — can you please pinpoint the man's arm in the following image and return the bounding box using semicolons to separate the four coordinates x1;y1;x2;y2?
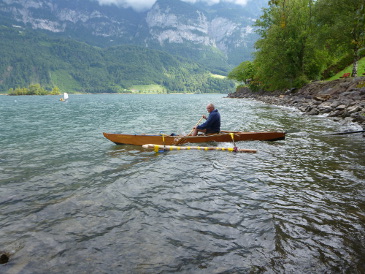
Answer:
197;112;216;129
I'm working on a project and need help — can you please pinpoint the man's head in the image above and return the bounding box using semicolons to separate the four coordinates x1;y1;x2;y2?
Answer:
206;103;215;113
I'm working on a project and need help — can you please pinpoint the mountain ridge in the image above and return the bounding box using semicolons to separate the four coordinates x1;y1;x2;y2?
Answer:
0;0;267;68
0;24;235;93
0;0;267;93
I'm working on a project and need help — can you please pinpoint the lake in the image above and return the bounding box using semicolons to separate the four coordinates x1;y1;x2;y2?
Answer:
1;94;364;273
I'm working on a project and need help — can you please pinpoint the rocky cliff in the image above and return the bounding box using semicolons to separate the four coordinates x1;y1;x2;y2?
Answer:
0;0;267;67
227;77;365;131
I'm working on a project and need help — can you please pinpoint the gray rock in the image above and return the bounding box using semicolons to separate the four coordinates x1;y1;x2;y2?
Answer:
347;105;361;113
308;108;319;115
229;77;365;132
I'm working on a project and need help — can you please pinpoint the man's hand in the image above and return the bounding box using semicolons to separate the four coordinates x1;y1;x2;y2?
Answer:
202;115;207;119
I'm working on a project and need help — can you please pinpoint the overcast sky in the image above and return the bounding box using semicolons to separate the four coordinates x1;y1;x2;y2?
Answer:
96;0;252;12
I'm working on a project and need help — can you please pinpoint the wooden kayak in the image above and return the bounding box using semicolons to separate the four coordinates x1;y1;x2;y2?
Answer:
103;131;285;146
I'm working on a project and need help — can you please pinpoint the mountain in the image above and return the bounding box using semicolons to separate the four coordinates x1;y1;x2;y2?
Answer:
0;24;235;93
0;0;267;70
0;0;268;93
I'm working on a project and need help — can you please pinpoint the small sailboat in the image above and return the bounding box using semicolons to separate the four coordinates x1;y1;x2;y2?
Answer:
60;92;68;102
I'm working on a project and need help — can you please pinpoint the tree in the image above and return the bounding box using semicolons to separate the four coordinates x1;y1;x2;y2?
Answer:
314;0;365;77
50;86;61;95
28;83;47;95
253;0;323;90
227;61;255;84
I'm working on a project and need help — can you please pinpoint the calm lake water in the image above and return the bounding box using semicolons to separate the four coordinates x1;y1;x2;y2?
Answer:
1;94;364;273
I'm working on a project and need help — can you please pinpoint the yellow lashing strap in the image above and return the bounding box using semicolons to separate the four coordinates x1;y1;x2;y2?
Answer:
229;133;238;152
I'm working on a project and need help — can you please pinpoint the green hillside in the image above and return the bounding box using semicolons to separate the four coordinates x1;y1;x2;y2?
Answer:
328;57;365;81
0;25;235;94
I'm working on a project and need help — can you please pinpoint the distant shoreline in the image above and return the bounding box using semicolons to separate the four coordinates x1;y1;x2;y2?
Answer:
1;92;224;96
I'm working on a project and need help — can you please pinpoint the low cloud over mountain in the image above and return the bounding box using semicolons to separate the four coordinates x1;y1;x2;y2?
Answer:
96;0;253;11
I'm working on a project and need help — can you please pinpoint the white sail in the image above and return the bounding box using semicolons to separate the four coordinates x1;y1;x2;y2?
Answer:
63;93;69;100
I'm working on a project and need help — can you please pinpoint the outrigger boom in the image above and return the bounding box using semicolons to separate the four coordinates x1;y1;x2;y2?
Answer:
142;144;257;153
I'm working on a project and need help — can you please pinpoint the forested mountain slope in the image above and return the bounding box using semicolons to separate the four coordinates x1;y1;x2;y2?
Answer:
0;0;268;71
0;25;234;93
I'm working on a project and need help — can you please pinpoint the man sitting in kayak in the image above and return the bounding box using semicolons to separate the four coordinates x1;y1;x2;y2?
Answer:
191;103;221;136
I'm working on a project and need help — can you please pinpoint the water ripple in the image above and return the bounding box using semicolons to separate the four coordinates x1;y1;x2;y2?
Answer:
0;94;364;273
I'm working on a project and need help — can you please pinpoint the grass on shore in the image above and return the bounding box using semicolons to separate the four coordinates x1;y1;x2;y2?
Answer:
328;57;365;81
129;84;167;93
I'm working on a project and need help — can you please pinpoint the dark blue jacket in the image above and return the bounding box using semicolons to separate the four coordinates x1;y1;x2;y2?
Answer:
197;109;221;133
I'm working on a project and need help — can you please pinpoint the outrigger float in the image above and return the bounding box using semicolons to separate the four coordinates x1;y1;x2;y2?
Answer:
142;144;257;153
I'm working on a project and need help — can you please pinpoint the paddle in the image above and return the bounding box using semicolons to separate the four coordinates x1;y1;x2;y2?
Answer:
285;129;301;134
173;116;204;146
187;116;204;136
285;129;365;136
323;130;365;136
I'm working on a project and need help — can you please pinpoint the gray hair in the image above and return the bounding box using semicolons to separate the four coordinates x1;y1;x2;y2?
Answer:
207;103;215;109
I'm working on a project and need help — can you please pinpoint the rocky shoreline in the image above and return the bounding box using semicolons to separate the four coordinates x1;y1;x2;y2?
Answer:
227;77;365;132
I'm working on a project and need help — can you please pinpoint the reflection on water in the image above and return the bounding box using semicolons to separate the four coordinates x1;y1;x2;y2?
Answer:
0;94;364;273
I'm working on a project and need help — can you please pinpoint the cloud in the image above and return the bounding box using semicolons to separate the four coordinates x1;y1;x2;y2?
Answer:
95;0;157;11
95;0;251;12
183;0;250;6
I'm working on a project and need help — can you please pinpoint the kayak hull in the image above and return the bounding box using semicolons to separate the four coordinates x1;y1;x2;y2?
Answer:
103;131;285;146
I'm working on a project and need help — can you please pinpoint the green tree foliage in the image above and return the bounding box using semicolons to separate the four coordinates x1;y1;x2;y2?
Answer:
8;83;60;95
227;61;255;83
253;0;324;90
50;86;61;95
229;0;364;91
314;0;365;77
